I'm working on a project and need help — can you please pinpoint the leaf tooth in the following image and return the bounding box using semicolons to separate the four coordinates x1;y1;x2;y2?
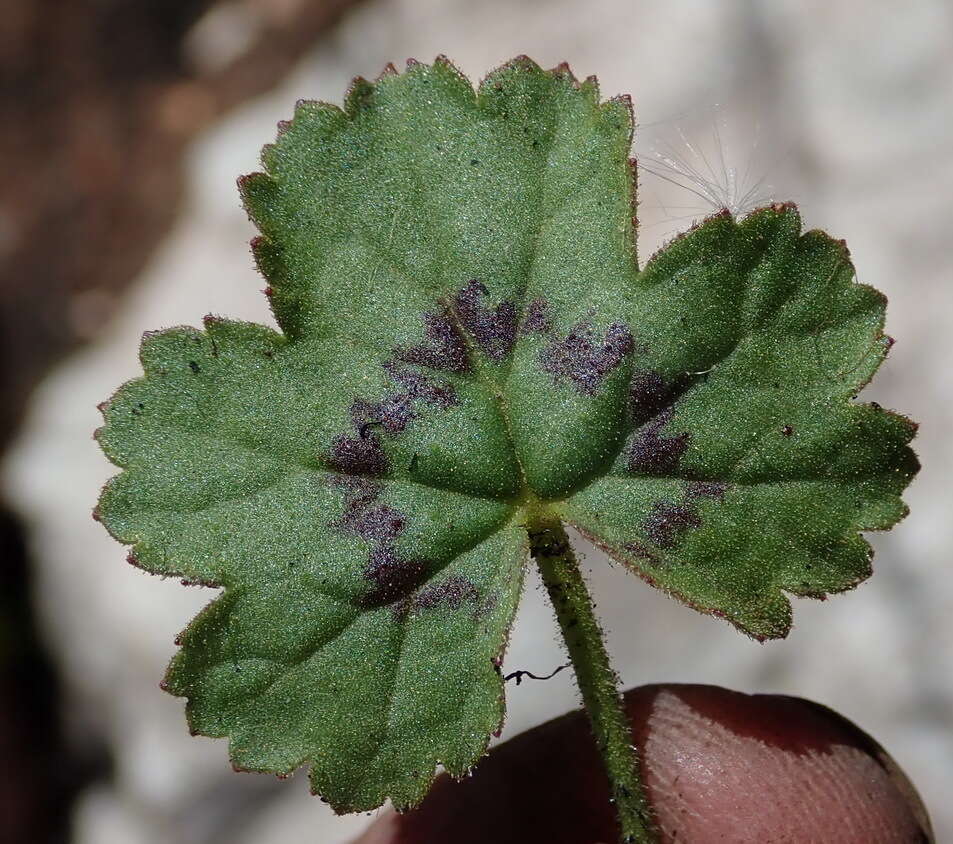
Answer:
740;200;801;229
260;142;278;171
375;61;398;80
137;326;205;376
548;61;579;87
237;171;278;229
431;54;477;102
480;54;544;91
433;53;466;79
642;206;736;270
602;93;635;141
248;236;299;335
344;75;375;115
250;234;282;281
508;54;540;71
292;98;344;125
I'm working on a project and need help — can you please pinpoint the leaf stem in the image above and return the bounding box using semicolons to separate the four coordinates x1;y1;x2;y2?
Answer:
527;508;657;844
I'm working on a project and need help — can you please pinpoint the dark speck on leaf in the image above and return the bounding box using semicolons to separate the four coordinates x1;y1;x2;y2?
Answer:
781;425;794;437
189;360;201;373
539;321;633;394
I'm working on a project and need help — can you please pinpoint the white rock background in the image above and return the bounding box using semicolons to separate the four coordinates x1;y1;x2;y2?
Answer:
5;0;952;841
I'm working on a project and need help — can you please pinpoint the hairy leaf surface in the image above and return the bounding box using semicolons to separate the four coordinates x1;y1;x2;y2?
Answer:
96;56;917;811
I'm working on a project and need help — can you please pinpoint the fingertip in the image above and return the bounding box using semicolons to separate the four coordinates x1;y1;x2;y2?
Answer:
627;684;933;843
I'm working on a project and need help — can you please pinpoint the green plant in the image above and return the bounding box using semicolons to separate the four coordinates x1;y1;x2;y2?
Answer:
94;56;917;843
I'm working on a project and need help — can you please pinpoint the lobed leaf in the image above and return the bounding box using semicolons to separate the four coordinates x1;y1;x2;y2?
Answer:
96;56;917;811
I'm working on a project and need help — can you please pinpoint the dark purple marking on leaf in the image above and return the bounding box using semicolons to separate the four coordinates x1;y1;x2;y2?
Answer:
539;321;634;394
781;425;794;437
686;480;729;500
643;501;702;549
519;297;551;335
626;409;691;475
328;476;429;609
325;308;465;476
637;480;731;553
362;546;428;609
394;310;470;374
628;370;683;426
451;280;518;362
326;430;388;476
412;574;480;613
351;393;415;439
328;474;381;515
383;361;459;410
341;500;406;542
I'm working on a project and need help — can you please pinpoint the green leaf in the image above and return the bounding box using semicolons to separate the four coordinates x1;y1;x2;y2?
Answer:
95;56;917;811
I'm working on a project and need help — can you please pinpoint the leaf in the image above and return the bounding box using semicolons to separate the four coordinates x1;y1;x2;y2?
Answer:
95;56;917;811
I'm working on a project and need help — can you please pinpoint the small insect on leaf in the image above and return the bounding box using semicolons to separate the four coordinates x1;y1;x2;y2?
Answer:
94;56;917;813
